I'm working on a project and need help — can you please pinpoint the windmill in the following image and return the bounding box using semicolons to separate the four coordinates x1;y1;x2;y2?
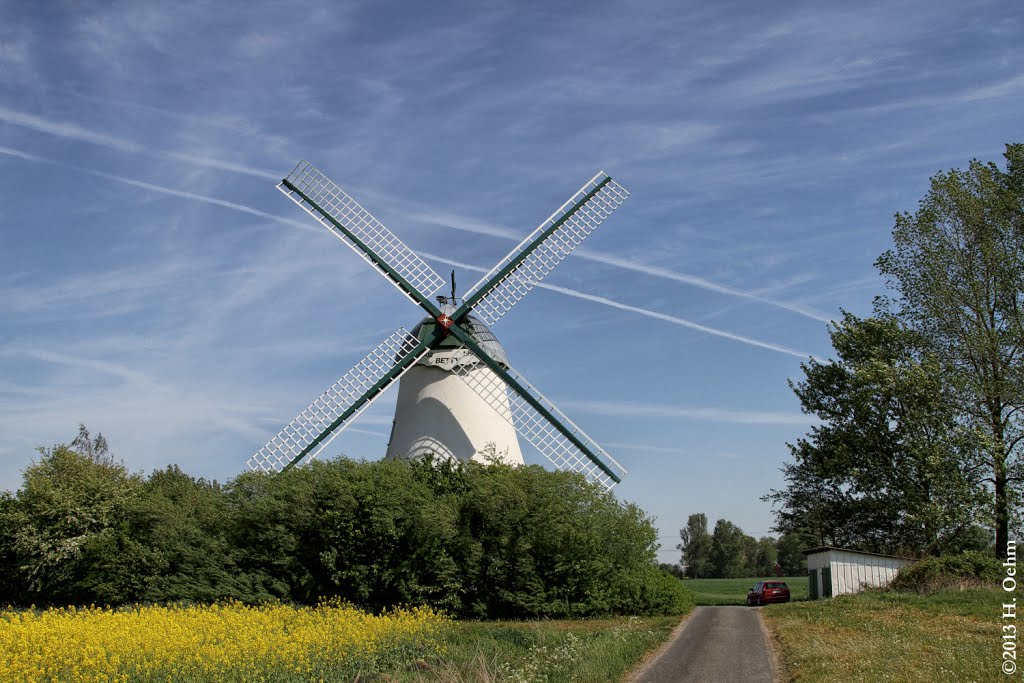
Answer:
248;162;630;489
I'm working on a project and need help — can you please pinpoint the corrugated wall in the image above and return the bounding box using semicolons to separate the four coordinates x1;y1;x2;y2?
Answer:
806;550;911;598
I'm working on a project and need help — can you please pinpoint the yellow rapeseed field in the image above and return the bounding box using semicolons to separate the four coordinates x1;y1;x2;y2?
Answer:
0;600;448;682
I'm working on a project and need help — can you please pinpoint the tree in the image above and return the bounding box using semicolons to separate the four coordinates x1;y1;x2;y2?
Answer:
0;492;28;601
132;466;250;603
678;513;713;578
303;457;460;611
3;428;691;616
710;519;751;578
70;423;111;465
775;531;808;575
753;537;779;576
876;144;1024;558
8;428;145;605
764;314;984;556
658;562;686;580
740;533;759;576
451;461;677;617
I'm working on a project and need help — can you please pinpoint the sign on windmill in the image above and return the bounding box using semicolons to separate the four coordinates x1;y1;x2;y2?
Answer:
248;162;630;489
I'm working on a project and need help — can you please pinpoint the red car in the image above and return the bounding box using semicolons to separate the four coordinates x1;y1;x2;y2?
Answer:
746;580;791;606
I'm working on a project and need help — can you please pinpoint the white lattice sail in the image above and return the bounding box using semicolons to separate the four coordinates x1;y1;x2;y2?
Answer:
465;172;629;327
278;161;446;303
249;328;426;473
448;348;627;490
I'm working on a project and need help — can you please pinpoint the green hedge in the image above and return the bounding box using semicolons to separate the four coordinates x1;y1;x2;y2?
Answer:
0;447;691;618
890;551;1003;593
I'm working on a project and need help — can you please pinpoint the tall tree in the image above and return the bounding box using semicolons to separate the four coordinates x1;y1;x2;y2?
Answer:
775;532;808;575
710;519;750;579
677;513;713;578
765;314;984;556
9;432;145;605
753;537;779;576
740;534;759;576
876;144;1024;558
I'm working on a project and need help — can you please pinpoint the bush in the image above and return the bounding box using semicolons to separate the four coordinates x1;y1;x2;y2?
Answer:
621;567;695;616
3;437;689;619
233;458;695;618
891;551;1003;593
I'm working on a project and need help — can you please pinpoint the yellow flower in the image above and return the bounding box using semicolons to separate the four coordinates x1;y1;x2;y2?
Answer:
0;601;448;682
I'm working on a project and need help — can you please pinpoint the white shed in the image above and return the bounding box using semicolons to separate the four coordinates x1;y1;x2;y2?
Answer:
803;546;913;599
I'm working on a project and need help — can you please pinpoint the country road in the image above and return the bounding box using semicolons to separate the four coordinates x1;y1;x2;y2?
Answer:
630;606;776;682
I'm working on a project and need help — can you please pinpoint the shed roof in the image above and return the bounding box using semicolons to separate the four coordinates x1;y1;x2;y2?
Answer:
801;546;916;562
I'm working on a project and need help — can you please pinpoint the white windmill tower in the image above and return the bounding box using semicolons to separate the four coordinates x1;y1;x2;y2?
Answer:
384;279;525;466
248;162;630;489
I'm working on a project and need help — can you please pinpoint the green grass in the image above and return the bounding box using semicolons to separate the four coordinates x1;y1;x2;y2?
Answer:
685;576;808;605
81;613;688;682
388;614;686;682
763;588;1008;682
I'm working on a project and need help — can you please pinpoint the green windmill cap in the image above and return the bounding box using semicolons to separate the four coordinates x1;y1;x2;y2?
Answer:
410;315;511;368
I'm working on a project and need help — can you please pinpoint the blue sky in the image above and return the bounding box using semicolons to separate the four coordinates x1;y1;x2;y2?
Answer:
1;0;1021;563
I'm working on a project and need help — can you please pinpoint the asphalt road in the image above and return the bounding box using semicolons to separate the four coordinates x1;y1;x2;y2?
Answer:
630;606;776;683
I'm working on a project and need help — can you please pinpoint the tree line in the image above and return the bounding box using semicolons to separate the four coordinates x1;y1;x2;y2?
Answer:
674;513;806;579
765;143;1022;559
0;427;691;618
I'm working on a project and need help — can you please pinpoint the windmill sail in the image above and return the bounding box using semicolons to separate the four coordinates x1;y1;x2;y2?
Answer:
447;345;626;490
249;328;428;473
457;171;629;326
250;161;631;487
278;161;446;307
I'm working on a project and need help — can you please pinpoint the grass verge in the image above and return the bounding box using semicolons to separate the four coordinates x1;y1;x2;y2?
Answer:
763;588;1006;682
399;614;685;683
685;576;808;605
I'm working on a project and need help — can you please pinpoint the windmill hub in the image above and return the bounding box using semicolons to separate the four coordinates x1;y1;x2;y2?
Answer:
436;313;454;333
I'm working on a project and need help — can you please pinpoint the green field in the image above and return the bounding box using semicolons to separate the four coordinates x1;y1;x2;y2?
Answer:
764;588;1005;682
685;576;809;605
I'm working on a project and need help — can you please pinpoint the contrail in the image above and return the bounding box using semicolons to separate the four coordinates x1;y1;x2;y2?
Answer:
573;249;831;323
0;145;304;226
0;105;278;179
162;152;278;180
420;251;810;359
0;105;142;153
0;103;831;324
539;282;810;358
561;399;811;425
1;145;811;360
406;207;830;323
